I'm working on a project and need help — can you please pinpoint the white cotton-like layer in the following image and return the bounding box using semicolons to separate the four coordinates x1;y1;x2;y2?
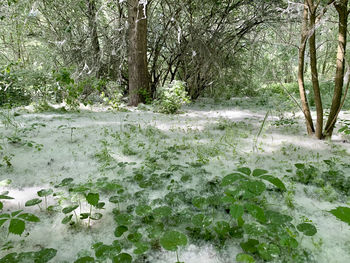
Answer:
0;102;350;262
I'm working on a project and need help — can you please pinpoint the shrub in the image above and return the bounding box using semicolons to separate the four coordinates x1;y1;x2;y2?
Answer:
155;81;190;114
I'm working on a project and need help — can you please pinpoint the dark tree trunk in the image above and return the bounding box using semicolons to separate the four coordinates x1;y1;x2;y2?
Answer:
87;0;101;76
128;0;150;106
308;2;323;139
325;0;348;137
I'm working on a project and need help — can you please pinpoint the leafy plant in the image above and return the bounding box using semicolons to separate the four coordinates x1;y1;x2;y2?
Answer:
0;210;40;236
155;81;190;114
0;248;57;263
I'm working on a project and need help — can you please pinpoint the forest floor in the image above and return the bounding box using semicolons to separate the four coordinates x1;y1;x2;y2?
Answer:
0;98;350;263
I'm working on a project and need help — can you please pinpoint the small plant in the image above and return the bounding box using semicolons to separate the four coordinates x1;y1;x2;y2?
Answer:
160;230;188;263
0;248;57;262
155;81;190;114
0;210;40;236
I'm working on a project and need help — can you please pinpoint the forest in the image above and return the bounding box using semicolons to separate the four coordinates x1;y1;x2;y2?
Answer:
1;0;350;262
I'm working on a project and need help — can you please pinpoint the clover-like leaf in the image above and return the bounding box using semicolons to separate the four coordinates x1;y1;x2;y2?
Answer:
37;189;53;197
62;204;79;214
34;248;57;262
236;253;255;263
112;253;132;263
135;205;152;216
133;242;150;255
109;196;119;204
62;214;73;224
153;206;172;218
296;223;317;236
86;193;99;207
114;226;128;237
160;231;188;251
90;213;103;220
257;243;280;260
25;198;42;207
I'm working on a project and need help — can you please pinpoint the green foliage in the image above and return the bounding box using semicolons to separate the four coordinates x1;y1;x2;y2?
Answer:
155;81;190;114
329;206;350;225
0;248;57;263
160;230;188;251
0;210;40;236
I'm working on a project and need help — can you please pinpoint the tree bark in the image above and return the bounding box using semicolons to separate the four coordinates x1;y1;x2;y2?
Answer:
308;1;323;139
87;0;101;76
324;0;348;137
298;1;315;135
128;0;150;106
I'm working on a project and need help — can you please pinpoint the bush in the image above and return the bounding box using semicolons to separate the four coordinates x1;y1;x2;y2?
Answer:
0;64;31;107
155;81;190;114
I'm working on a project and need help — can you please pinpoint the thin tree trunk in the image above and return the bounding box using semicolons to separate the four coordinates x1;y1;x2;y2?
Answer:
308;3;323;139
128;0;150;106
325;0;348;137
298;1;315;135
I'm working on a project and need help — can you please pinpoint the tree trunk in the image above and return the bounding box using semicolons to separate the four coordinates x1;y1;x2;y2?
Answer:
128;0;150;106
298;1;315;135
308;3;323;139
324;0;348;137
87;0;101;76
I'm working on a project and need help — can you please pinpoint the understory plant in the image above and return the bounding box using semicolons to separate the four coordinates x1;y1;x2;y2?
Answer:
154;81;190;114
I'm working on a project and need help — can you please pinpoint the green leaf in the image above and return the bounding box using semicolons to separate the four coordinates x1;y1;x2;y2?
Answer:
17;213;40;222
0;213;10;219
240;239;259;253
192;214;212;227
25;198;42;207
260;175;286;191
115;213;133;225
114;226;128;237
80;213;90;220
329;206;350;225
9;218;25;235
11;210;23;217
0;201;3;210
230;204;244;219
133;242;150;255
34;248;57;263
0;218;8;227
237;167;251;176
245;203;266;223
109;196;119;204
127;232;142;243
153;206;172;218
252;169;268;177
62;204;79;214
86;193;99;207
37;189;53;197
112;253;132;263
221;173;246;186
236;253;255;263
74;256;95;263
96;202;105;209
294;163;305;169
62;214;73;224
94;244;117;259
213;221;230;237
160;231;188;251
59;177;74;186
296;223;317;236
135;205;152;216
0;195;14;200
90;213;103;220
257;243;280;261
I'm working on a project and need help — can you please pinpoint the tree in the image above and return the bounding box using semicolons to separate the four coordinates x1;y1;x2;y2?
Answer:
297;0;349;139
128;0;150;106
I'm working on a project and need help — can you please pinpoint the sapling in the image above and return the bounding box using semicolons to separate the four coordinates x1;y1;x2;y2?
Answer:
160;230;187;263
37;188;53;210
